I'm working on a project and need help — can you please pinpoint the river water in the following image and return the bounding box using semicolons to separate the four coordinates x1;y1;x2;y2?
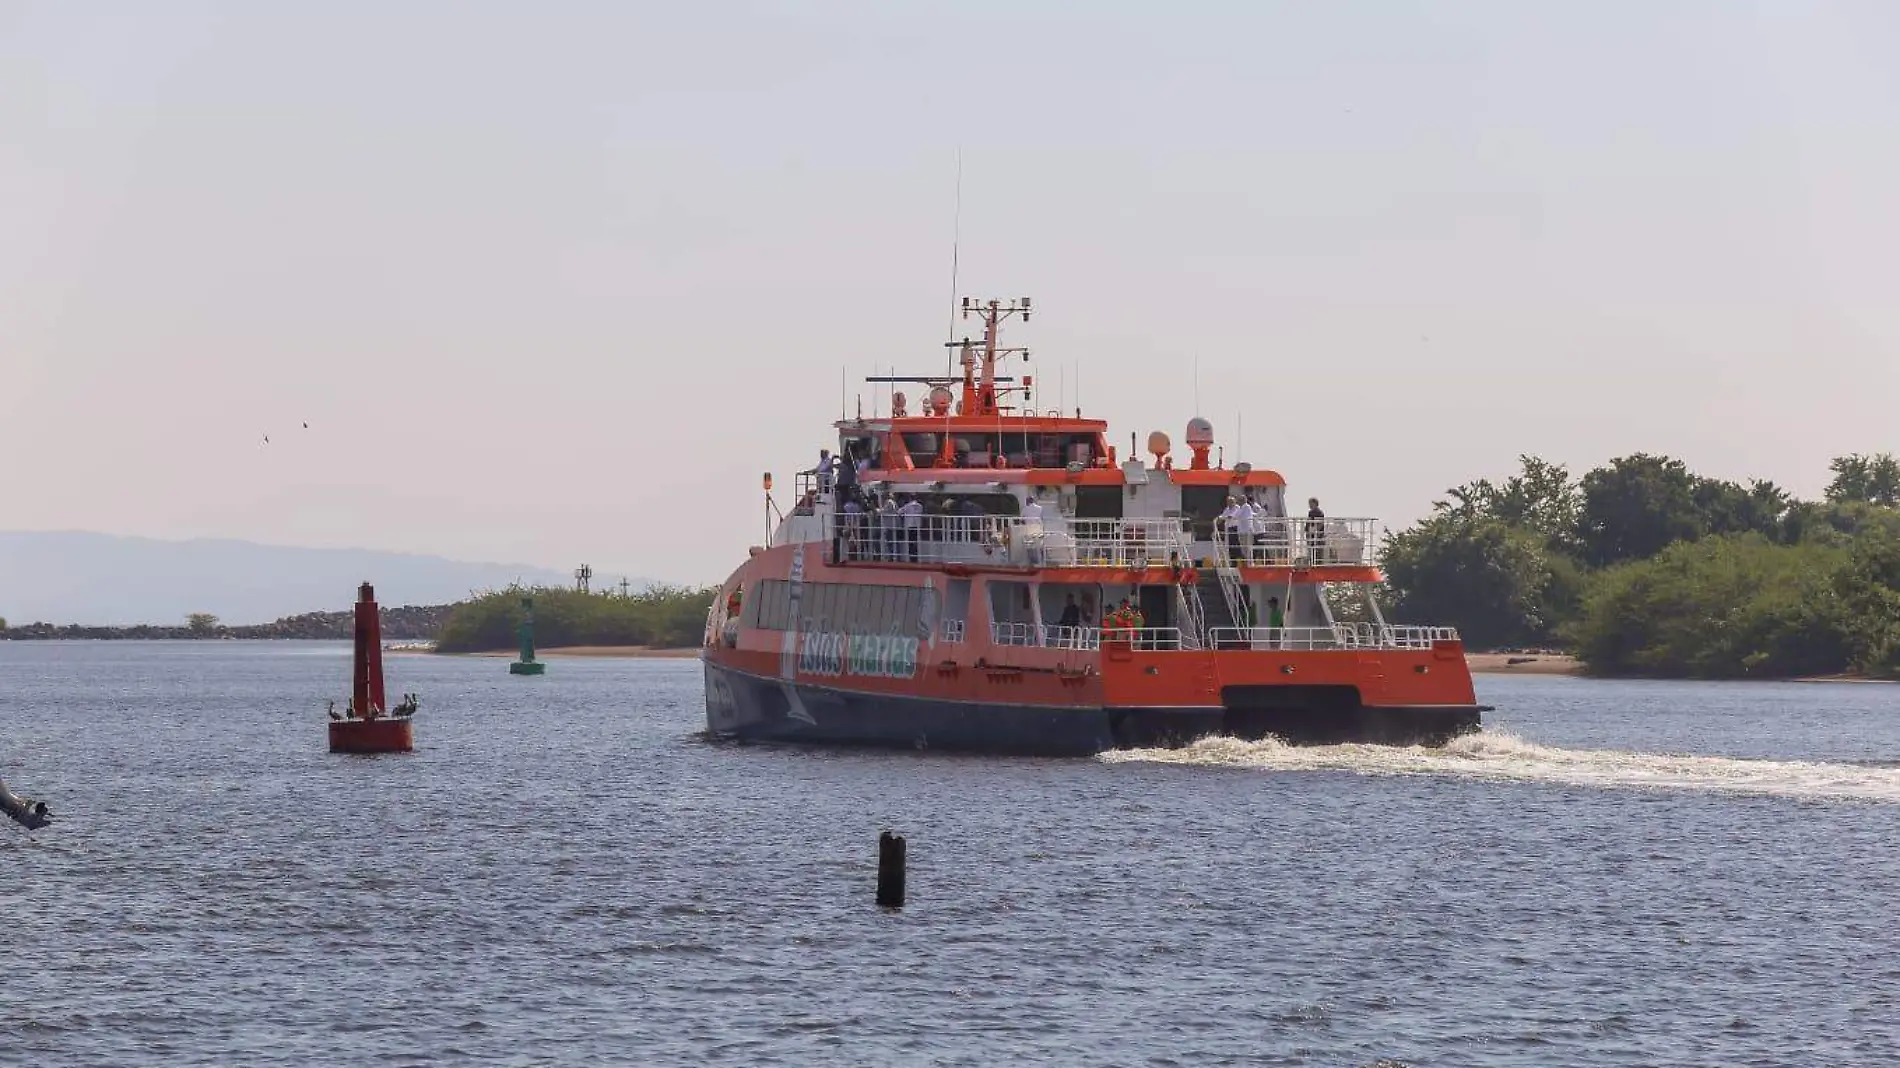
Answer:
4;642;1898;1066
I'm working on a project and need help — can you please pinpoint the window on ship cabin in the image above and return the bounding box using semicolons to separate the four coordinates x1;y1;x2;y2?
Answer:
901;433;940;466
1074;485;1124;520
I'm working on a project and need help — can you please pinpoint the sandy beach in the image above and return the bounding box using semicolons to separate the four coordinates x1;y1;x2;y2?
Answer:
1465;652;1583;676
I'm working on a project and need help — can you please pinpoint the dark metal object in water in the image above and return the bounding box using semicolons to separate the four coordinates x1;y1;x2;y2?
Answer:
1;778;51;831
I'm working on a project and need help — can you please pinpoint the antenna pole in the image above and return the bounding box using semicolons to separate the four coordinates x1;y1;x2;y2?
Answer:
945;147;962;377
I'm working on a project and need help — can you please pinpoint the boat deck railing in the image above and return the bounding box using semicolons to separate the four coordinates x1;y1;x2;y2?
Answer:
1206;624;1461;651
1207;518;1378;568
934;621;1457;652
821;511;1377;569
825;514;1195;569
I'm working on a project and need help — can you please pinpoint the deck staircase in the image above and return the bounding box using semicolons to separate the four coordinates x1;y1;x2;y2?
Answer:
1197;570;1242;646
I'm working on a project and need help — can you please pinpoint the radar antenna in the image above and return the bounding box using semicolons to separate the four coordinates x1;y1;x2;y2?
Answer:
945;297;1033;418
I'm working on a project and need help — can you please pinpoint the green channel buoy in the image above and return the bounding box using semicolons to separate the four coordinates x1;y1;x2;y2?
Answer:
509;595;546;675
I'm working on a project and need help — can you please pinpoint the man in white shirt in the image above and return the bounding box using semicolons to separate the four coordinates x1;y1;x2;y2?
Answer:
816;449;834;493
877;496;899;561
1237;496;1260;564
1218;496;1243;565
899;497;924;562
1019;497;1046;564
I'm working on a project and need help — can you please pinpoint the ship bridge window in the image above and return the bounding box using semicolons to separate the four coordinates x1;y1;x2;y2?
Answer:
1180;487;1228;541
1074;485;1124;520
901;433;942;466
944;493;1019;517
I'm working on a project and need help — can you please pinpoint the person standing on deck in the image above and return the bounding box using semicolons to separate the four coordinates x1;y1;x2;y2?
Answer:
1020;496;1046;565
817;449;834;493
1234;496;1258;564
1266;596;1286;649
1245;494;1267;564
1058;595;1082;629
899;496;924;562
836;447;859;502
878;495;899;562
959;496;985;543
1219;495;1244;566
1306;498;1326;564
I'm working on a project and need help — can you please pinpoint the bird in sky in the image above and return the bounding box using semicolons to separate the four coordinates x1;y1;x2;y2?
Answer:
262;434;270;445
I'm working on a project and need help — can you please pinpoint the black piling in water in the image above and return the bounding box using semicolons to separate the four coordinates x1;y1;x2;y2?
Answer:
0;778;51;831
876;831;906;908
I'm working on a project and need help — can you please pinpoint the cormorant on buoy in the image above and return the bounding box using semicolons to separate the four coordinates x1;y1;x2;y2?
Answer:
328;582;416;754
327;700;342;721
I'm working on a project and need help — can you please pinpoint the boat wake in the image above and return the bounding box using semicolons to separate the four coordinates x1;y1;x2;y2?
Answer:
1101;731;1900;802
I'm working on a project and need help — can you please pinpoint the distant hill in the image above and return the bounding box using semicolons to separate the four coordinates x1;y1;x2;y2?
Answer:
0;532;640;626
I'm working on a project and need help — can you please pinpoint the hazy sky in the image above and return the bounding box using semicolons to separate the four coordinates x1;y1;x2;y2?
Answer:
5;1;1897;584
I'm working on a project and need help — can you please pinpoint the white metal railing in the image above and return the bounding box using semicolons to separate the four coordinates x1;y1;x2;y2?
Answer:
824;512;1195;570
1040;624;1102;650
1214;566;1247;625
1098;626;1186;650
940;619;966;643
1204;624;1460;651
1212;517;1378;567
1173;585;1206;651
1366;624;1461;649
1041;518;1195;569
990;621;1040;647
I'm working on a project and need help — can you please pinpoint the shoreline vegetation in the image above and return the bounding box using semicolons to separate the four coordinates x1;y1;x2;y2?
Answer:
0;604;452;642
9;451;1899;682
1381;451;1900;681
431;585;715;655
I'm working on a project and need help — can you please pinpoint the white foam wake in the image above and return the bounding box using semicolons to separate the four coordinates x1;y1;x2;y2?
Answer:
1100;731;1900;802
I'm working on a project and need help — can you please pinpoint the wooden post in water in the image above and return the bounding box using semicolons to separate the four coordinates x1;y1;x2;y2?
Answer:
877;830;907;908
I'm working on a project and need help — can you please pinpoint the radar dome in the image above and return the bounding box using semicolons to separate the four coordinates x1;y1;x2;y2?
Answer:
927;386;955;415
1146;430;1171;458
1185;417;1214;447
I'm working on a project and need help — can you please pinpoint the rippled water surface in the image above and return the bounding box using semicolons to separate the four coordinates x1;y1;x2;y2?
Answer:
5;642;1900;1066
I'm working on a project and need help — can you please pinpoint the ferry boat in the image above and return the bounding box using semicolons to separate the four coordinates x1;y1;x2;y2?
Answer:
703;297;1484;755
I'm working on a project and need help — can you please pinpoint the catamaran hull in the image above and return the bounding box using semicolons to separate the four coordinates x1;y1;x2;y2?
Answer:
704;661;1480;756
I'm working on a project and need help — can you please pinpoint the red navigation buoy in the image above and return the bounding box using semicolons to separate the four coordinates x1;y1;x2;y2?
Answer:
327;581;416;754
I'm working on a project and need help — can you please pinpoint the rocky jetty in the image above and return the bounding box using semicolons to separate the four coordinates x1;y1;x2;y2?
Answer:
0;604;454;642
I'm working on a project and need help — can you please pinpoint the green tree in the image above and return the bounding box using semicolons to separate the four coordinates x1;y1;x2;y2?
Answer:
1824;452;1900;507
435;584;716;653
1578;454;1707;567
1830;524;1900;677
1692;477;1789;540
187;612;220;633
1441;455;1582;554
1382;516;1570;648
1569;535;1851;678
